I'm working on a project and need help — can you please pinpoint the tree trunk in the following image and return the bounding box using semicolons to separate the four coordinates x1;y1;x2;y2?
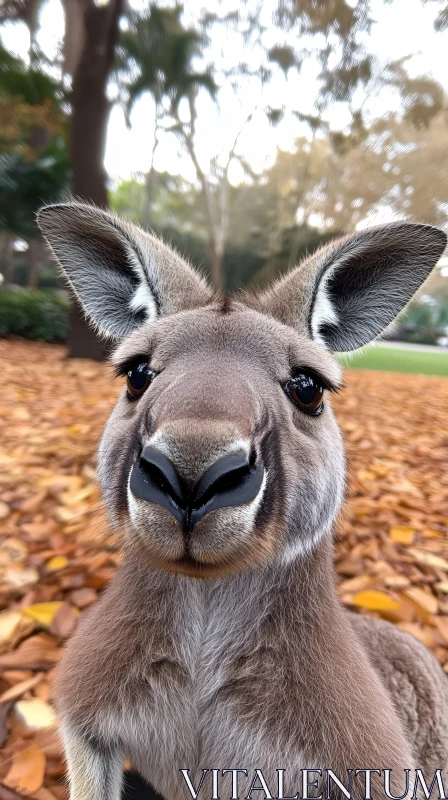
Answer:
67;0;124;359
142;167;154;231
208;240;224;292
0;234;14;285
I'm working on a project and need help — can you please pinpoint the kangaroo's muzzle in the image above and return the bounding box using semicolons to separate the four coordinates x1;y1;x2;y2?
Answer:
130;445;265;532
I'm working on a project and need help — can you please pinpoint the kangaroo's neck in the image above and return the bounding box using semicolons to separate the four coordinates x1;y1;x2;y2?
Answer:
119;537;345;652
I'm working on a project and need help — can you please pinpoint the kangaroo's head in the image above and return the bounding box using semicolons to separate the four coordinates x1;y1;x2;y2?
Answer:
38;203;446;578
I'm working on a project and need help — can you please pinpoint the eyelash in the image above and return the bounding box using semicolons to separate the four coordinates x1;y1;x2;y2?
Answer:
288;368;340;395
114;356;150;379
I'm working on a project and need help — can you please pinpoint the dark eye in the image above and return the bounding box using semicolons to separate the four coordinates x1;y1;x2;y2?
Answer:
126;363;156;400
284;373;324;416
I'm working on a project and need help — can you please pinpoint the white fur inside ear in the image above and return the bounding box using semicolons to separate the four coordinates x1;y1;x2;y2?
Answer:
126;244;158;321
129;281;158;321
310;264;339;345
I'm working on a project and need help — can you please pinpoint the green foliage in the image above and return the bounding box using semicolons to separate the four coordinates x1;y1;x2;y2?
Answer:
110;174;207;236
0;44;69;238
0;143;70;238
0;42;62;106
116;4;216;118
0;288;69;341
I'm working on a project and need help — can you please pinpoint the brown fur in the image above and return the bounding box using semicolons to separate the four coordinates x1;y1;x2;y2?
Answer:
37;203;448;800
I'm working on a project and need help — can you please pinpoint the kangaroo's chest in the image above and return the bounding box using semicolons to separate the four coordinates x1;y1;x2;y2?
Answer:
117;618;256;795
110;587;302;797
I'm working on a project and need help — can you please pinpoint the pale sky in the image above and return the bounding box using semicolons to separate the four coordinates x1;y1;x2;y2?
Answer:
1;0;447;189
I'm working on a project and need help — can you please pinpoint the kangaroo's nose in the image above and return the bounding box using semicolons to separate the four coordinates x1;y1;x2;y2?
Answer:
129;445;264;531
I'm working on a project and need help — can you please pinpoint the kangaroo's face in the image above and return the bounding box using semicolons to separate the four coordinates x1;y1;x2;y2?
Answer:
100;302;344;576
38;203;446;578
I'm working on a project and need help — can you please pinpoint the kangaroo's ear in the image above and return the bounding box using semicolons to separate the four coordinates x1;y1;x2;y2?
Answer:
37;202;212;339
260;222;446;352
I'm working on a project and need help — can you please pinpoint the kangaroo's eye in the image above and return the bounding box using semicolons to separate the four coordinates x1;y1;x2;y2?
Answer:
284;373;324;416
126;364;156;400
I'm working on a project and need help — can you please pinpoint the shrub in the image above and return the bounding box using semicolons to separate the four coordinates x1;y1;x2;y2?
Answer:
0;288;69;342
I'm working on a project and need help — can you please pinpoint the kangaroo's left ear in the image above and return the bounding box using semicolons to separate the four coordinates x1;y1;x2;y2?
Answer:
37;202;212;339
260;222;446;352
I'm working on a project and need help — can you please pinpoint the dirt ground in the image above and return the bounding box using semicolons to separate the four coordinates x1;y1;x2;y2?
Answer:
0;338;448;798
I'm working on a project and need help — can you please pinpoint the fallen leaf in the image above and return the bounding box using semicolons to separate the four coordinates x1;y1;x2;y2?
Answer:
15;699;56;730
384;575;411;589
397;623;436;649
70;588;96;609
2;671;34;685
352;590;401;613
49;603;78;639
338;575;374;593
403;586;438;615
22;603;64;629
434;616;448;644
389;527;415;545
0;673;43;704
0;539;27;567
0;633;60;669
0;612;22;647
3;744;46;794
4;567;39;589
45;556;68;572
33;788;60;800
408;549;448;572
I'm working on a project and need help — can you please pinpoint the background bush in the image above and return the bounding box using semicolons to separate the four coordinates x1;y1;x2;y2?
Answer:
0;288;69;342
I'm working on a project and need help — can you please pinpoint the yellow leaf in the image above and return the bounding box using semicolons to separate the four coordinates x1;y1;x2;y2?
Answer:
22;602;63;629
45;555;68;571
15;698;56;730
3;743;46;794
352;590;401;613
389;526;415;545
0;610;22;646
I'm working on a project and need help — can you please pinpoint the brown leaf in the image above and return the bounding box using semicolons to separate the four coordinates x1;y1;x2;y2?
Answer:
0;634;60;670
403;586;438;616
0;674;43;705
3;744;46;795
49;604;78;639
434;616;448;644
69;588;96;609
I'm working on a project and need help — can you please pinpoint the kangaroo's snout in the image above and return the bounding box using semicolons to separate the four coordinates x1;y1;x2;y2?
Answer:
130;444;264;531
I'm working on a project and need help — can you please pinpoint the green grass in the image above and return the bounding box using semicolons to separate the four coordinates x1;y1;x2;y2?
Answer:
339;345;448;377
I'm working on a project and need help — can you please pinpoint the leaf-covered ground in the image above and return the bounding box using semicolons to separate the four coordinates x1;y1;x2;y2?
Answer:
0;339;448;797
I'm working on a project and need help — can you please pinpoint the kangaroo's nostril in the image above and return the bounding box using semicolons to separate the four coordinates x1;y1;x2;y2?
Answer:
191;453;253;510
129;446;187;528
129;445;265;532
138;446;185;506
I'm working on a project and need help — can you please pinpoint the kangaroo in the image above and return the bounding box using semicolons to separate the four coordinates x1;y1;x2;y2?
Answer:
37;203;448;800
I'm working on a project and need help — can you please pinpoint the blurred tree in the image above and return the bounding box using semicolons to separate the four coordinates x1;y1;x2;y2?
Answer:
115;4;217;263
110;173;206;237
0;44;69;286
300;103;448;232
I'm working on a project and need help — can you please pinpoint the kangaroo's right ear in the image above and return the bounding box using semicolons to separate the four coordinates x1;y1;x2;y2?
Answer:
37;202;212;339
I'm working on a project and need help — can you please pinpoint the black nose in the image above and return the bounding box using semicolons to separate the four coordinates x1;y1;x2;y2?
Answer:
129;445;264;531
